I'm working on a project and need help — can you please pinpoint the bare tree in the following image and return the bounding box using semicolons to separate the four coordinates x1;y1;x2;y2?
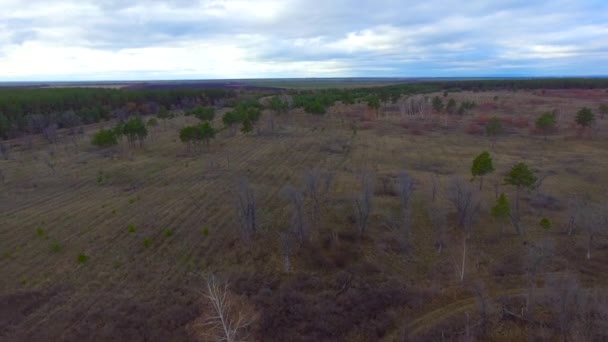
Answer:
0;168;5;185
0;142;9;160
427;203;447;254
280;232;292;273
576;203;605;260
471;281;492;340
199;275;251;342
397;171;414;241
41;152;56;176
43;123;59;144
453;234;467;282
235;179;257;242
447;177;480;238
282;185;308;243
429;173;438;202
545;273;581;341
354;171;374;236
303;168;334;227
524;239;552;320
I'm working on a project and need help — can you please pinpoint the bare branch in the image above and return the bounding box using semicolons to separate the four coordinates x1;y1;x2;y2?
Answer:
235;178;257;242
354;171;374;236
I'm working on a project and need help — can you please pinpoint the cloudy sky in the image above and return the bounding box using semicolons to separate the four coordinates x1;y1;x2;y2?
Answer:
1;0;607;80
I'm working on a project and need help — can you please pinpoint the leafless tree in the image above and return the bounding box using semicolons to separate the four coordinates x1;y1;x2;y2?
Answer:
471;280;492;340
524;239;552;319
282;184;308;243
0;142;9;160
303;168;334;226
453;234;467;282
397;171;414;239
0;168;5;185
41;152;56;176
427;203;447;254
43;123;59;144
447;177;480;238
235;179;257;242
429;173;438;202
354;171;374;236
199;275;251;342
576;203;605;260
280;232;292;273
545;273;581;341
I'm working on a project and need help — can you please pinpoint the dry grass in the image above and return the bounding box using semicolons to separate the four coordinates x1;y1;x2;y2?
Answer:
1;89;607;340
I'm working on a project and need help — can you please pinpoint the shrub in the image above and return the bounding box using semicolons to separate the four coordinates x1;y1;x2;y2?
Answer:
202;227;209;237
143;238;152;248
51;243;62;253
77;253;89;264
36;227;45;238
122;117;148;146
513;117;529;128
147;118;158;127
466;124;484;135
576;107;595;127
165;229;173;237
539;217;552;230
128;224;136;233
189;106;215;121
91;128;118;147
474;114;490;126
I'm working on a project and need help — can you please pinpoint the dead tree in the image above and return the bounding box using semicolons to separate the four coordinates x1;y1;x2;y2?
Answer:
303;168;334;227
354;171;374;236
453;234;467;282
427;203;447;254
0;142;9;160
282;185;308;243
471;281;492;340
41;153;56;176
397;171;414;242
576;203;605;260
200;275;250;342
280;232;292;273
447;177;480;238
430;173;438;202
524;239;552;319
545;273;581;341
235;179;257;242
43;123;59;144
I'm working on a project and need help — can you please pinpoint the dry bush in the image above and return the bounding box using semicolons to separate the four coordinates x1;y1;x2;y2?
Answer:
252;275;420;341
474;114;491;126
193;276;254;342
513;117;529;128
466;123;484;135
359;122;373;130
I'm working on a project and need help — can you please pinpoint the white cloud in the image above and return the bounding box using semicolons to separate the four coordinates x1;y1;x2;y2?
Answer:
0;0;607;79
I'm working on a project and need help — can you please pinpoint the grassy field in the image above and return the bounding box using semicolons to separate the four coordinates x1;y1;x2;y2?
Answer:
1;88;608;340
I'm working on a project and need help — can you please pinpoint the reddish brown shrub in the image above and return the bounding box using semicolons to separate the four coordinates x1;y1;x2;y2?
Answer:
466;124;484;135
474;114;490;125
359;122;373;130
513;117;529;128
478;103;498;111
501;116;515;127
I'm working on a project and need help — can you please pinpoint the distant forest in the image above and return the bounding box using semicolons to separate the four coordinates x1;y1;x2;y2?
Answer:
1;78;607;139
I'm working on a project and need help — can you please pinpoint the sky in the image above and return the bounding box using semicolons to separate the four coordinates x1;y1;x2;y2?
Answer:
1;0;607;81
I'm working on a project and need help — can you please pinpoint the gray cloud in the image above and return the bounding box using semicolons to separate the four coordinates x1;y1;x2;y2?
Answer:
0;0;607;80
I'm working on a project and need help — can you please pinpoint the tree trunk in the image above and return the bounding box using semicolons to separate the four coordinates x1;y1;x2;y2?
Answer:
460;237;466;282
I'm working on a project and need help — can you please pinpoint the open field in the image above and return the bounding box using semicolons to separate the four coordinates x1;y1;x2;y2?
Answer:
1;87;608;340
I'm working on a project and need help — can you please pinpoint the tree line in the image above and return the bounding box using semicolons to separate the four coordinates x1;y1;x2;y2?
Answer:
0;87;235;139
